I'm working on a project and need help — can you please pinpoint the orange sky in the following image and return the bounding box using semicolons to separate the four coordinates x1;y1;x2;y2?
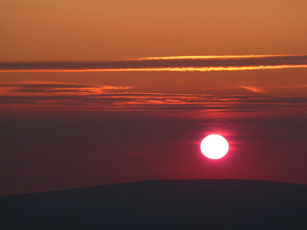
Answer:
2;0;307;194
1;0;307;61
1;0;307;111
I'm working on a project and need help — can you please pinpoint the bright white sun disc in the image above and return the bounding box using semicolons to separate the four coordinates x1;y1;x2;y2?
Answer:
200;134;229;160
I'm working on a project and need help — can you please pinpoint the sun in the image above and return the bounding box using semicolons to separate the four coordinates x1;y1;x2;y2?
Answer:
200;134;229;160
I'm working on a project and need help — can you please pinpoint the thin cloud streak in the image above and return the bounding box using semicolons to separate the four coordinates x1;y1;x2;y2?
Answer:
240;85;266;94
1;55;307;72
135;54;305;60
0;82;131;95
1;65;307;73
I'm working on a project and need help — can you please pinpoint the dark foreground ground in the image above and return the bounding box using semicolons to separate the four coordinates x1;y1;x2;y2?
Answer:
1;179;307;229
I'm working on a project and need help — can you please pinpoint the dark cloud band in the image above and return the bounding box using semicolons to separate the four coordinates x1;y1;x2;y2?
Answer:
1;55;307;72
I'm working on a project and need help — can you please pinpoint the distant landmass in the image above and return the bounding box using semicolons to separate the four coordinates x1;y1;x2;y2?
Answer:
1;179;307;229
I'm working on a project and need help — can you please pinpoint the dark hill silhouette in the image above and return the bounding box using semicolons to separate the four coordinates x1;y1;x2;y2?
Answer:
1;179;307;229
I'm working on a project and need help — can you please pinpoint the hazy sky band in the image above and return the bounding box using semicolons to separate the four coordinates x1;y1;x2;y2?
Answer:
1;55;307;72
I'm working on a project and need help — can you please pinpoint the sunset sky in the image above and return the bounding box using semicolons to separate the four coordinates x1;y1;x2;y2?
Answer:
1;0;307;195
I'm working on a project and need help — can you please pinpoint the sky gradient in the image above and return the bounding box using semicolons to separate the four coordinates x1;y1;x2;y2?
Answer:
1;0;307;195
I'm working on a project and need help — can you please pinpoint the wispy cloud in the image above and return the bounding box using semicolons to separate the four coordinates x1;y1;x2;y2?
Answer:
1;55;307;72
1;82;307;113
0;82;131;95
239;84;307;94
240;85;266;94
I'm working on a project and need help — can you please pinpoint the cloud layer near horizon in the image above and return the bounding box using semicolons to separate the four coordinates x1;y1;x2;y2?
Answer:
1;55;307;72
1;82;307;115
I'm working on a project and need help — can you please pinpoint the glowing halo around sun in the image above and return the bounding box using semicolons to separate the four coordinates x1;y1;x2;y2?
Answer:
200;134;229;160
